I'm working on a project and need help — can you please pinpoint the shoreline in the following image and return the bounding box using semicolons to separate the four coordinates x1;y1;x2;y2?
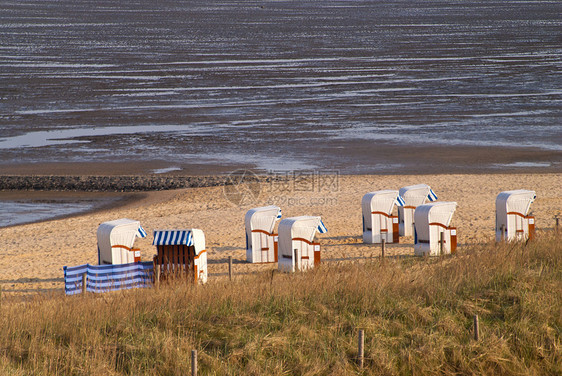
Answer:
1;171;559;230
0;191;149;229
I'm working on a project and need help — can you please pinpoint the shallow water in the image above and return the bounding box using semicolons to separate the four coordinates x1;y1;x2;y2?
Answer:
0;199;98;227
0;191;129;228
0;0;560;172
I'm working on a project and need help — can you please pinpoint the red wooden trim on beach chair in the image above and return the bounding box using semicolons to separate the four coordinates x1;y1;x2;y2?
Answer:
293;237;314;245
526;216;535;241
392;218;399;243
252;229;273;235
111;245;133;251
314;248;321;266
371;211;392;217
429;222;448;229
449;227;457;253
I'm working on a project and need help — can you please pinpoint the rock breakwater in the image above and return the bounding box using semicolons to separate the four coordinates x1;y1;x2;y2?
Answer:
0;175;266;192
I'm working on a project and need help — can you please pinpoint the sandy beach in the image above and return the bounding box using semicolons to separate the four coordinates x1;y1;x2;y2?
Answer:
0;173;560;296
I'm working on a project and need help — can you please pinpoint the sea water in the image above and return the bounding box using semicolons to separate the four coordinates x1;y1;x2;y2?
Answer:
0;199;98;228
0;0;560;172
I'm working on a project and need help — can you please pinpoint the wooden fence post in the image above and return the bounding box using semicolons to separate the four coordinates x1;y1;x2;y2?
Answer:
358;329;364;369
155;266;161;289
473;315;479;341
228;256;233;281
191;349;197;376
381;239;386;262
439;232;444;255
82;272;87;295
555;215;560;232
294;249;299;272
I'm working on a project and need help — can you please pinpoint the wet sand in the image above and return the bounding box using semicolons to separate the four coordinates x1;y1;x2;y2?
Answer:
1;141;561;176
0;172;559;296
0;161;248;176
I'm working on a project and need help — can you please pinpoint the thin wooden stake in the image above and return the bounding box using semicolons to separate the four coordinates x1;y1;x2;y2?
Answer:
555;216;560;232
381;239;386;262
191;349;197;376
358;329;365;368
82;272;87;295
473;315;479;341
228;256;233;281
155;266;161;289
500;224;505;242
294;249;299;272
439;232;444;255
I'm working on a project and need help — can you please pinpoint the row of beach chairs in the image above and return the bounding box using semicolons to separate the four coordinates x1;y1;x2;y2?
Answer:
96;186;537;284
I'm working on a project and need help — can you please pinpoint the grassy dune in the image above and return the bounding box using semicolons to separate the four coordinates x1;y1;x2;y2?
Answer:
1;232;560;375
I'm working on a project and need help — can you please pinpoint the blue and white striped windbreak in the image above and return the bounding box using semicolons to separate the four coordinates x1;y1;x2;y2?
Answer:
136;225;147;238
277;208;282;219
64;262;154;295
317;219;328;233
152;230;193;246
427;188;438;201
395;195;406;207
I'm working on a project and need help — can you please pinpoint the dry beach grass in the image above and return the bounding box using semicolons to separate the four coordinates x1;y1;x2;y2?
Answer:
0;232;560;375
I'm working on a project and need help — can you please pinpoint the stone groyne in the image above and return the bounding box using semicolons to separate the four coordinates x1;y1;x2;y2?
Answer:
0;175;266;192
